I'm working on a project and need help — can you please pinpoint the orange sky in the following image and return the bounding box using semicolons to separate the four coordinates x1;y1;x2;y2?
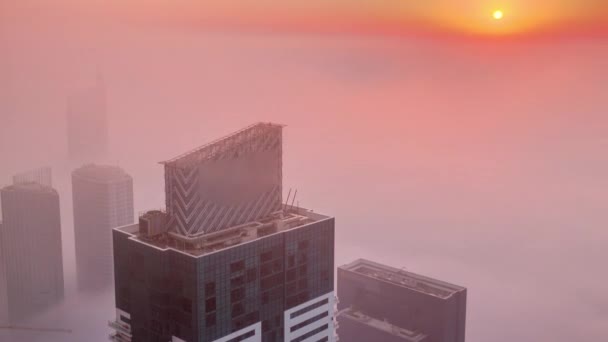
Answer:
208;0;608;35
61;0;608;37
2;1;607;38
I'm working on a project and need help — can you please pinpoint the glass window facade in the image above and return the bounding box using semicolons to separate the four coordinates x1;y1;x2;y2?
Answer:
113;217;334;342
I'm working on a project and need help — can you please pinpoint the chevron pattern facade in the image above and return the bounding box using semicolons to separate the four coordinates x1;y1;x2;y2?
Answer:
163;123;283;237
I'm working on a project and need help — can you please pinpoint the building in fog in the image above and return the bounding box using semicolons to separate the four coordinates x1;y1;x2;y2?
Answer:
12;166;53;187
72;164;134;291
66;75;108;162
0;183;64;324
337;259;466;342
110;123;336;342
0;167;54;323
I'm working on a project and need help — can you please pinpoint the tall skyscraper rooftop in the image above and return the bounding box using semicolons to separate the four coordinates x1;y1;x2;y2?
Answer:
73;164;132;184
110;123;336;342
12;166;53;187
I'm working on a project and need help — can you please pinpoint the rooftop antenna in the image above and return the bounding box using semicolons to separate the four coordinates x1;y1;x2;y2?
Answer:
284;188;292;212
289;189;298;212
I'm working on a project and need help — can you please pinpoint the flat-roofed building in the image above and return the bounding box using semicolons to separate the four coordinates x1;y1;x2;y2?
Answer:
337;259;466;342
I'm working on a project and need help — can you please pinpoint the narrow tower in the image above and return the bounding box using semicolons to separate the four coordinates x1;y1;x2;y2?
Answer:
72;164;134;291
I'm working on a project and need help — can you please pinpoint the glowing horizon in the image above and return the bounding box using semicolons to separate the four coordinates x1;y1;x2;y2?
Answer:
4;1;608;37
114;1;608;37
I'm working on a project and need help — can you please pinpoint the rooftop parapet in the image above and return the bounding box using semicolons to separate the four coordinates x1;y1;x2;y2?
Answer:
340;259;466;299
117;206;330;258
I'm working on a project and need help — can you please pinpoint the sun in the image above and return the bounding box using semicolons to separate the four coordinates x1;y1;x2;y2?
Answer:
493;10;504;20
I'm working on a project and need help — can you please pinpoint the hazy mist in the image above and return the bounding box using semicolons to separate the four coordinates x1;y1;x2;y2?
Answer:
1;4;607;341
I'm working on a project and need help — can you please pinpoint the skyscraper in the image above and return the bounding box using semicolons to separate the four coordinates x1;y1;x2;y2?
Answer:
336;259;467;342
72;164;134;291
0;183;64;324
66;75;108;162
110;123;336;342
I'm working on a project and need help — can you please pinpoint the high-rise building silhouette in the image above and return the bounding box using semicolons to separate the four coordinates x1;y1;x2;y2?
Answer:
72;164;134;291
336;259;466;342
110;123;336;342
0;183;64;324
66;75;108;162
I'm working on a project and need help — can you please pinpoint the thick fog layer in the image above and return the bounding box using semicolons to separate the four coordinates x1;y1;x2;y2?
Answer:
1;5;607;341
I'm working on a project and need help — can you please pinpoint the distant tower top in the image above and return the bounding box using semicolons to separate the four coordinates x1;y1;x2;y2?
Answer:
12;167;53;188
